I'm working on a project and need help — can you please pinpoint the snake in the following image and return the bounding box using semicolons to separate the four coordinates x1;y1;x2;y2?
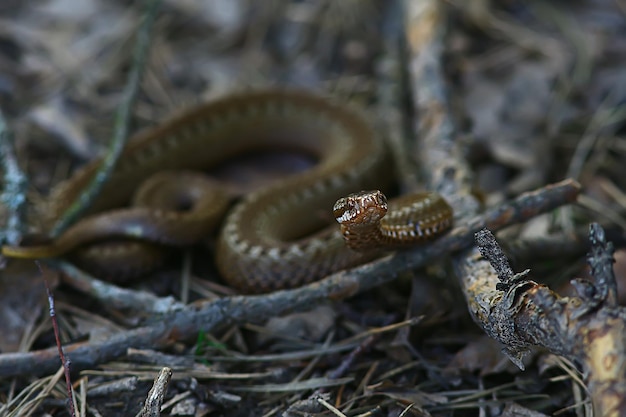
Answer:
2;90;453;293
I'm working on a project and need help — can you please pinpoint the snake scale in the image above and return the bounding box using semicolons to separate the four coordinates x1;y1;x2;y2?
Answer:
2;90;453;293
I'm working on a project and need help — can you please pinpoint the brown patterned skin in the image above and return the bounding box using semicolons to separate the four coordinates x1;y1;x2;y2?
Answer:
2;90;452;293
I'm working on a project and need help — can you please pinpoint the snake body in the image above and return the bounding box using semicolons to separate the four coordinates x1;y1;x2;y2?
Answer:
3;90;453;293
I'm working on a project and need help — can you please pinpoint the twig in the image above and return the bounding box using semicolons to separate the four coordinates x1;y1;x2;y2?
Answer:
140;367;172;417
403;0;478;219
469;224;626;417
0;109;28;246
51;0;163;237
52;260;185;314
0;179;580;378
475;229;529;292
36;261;76;417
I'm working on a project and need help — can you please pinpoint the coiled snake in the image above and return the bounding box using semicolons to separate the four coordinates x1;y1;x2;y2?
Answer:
2;90;453;293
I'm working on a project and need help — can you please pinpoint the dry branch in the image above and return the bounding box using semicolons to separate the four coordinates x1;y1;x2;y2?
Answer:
0;179;579;378
468;225;626;417
141;367;172;417
37;261;76;417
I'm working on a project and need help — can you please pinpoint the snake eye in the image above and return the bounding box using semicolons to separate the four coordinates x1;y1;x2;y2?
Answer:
333;197;347;223
333;197;356;223
333;194;359;224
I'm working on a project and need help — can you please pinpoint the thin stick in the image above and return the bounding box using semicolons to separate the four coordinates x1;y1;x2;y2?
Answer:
0;110;28;246
51;0;163;237
36;261;75;417
140;367;172;417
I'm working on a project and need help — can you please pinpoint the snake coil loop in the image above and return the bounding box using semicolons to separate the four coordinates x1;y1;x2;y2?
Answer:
2;90;453;293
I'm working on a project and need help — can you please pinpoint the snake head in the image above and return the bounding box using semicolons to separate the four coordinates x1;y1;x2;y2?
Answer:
333;190;388;226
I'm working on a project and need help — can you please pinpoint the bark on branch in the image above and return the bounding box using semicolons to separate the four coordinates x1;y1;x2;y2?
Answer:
468;225;626;417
